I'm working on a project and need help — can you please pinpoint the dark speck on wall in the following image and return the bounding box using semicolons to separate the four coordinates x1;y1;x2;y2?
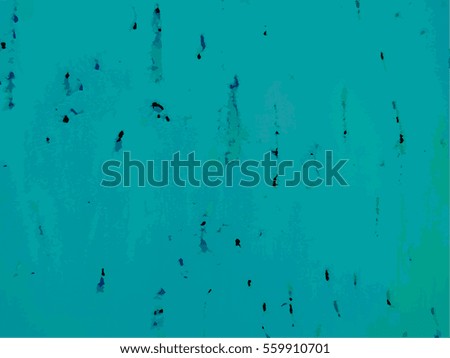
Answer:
272;175;278;187
386;290;392;306
116;130;124;143
152;102;164;112
197;34;206;59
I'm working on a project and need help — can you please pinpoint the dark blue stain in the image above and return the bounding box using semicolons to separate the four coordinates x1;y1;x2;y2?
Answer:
116;130;124;143
200;35;206;51
150;4;163;81
199;238;209;253
229;75;239;90
6;72;15;91
333;300;341;317
341;88;348;138
6;72;16;109
97;277;105;293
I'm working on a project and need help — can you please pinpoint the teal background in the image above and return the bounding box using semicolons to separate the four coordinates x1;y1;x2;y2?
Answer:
0;0;448;337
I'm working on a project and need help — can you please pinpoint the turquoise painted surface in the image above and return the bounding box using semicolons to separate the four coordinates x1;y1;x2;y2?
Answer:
0;0;448;337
